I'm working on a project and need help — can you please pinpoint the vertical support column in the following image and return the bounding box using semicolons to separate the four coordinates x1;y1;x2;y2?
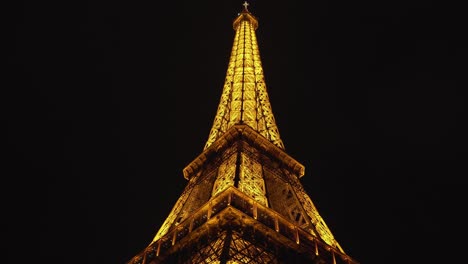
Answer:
274;215;279;232
207;201;212;220
172;230;177;246
156;240;161;257
295;227;300;244
234;148;241;188
253;202;258;219
219;230;233;264
314;240;319;256
189;218;194;233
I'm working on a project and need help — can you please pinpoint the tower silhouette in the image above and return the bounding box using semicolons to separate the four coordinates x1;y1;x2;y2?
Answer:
128;2;359;264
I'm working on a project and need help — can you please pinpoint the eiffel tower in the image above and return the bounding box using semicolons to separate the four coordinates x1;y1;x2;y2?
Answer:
127;2;359;264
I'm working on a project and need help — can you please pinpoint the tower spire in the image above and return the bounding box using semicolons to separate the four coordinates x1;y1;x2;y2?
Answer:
242;1;249;12
204;1;284;150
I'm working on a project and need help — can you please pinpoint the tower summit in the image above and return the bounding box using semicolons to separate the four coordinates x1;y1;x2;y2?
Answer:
204;1;284;151
128;3;359;263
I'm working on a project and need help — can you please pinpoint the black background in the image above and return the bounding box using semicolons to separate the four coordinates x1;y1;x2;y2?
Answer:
5;0;467;263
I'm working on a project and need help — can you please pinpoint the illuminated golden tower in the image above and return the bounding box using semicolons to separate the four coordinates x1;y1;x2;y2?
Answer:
128;2;359;264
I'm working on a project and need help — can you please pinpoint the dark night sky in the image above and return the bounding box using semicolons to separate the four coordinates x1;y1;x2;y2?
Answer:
5;0;467;263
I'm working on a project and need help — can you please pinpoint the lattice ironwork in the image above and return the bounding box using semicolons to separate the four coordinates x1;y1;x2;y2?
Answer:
212;152;237;197
128;187;359;264
129;3;358;264
239;153;268;206
204;5;284;150
227;231;276;263
147;124;351;260
189;233;225;263
283;168;345;252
